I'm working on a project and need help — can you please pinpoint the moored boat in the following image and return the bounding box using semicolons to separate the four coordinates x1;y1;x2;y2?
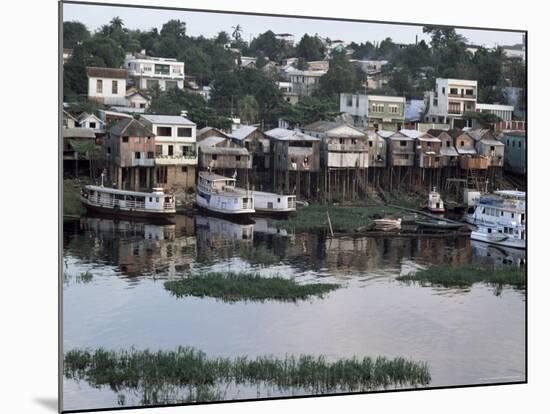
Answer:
427;187;445;213
196;171;255;216
80;185;176;219
470;223;526;249
252;191;296;215
373;218;402;231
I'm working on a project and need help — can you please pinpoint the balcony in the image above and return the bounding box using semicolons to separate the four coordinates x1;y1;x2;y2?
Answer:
131;158;155;167
155;153;197;165
327;143;369;152
448;93;476;99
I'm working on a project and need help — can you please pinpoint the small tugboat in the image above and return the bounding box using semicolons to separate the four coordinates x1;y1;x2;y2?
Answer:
427;187;445;213
252;191;296;215
80;185;176;219
196;171;255;217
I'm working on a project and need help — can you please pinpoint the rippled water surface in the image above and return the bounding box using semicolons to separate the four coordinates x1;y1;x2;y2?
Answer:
62;215;525;410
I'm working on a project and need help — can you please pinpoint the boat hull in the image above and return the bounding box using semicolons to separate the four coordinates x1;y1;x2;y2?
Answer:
82;200;176;220
470;231;525;249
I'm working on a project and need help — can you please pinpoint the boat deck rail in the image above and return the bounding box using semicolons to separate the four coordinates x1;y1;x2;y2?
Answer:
86;195;175;212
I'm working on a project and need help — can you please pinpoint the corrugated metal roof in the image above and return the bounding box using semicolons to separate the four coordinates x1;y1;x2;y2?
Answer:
376;130;395;139
440;147;459;156
63;128;96;138
141;114;195;126
198;136;227;148
264;128;319;141
480;139;504;146
86;67;128;79
230;125;258;141
303;121;365;137
456;148;477;155
108;118;154;137
201;147;249;155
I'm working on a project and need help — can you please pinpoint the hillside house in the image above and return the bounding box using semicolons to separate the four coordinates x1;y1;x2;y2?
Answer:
469;129;504;167
400;129;442;169
140;114;197;194
385;131;415;167
86;67;128;106
124;53;185;91
105;118;156;191
198;137;251;186
427;129;458;167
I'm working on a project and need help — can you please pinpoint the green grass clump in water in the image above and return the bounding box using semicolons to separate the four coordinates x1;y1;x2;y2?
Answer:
164;272;340;302
275;204;400;233
396;265;526;289
64;347;431;405
63;179;86;217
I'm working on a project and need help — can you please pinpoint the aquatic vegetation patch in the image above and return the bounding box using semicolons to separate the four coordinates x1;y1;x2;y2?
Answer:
164;272;340;302
275;204;400;233
396;264;526;289
64;347;431;405
63;179;86;217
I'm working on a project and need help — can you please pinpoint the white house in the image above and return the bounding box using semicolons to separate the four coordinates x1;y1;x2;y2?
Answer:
475;103;514;122
124;52;185;91
139;114;197;193
424;78;478;128
77;112;105;133
86;67;128;105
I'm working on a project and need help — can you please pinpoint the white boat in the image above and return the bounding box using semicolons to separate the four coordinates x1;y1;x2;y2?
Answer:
466;190;525;227
427;187;445;213
373;218;402;231
80;185;176;218
470;223;526;249
196;171;255;216
252;191;296;214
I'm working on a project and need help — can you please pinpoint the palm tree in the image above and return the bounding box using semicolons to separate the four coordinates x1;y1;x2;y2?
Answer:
238;95;259;125
110;17;124;31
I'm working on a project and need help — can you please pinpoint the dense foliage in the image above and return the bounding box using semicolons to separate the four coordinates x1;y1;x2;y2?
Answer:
63;18;525;126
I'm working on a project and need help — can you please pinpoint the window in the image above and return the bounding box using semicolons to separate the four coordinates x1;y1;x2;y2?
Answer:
450;88;458;95
157;127;172;137
154;64;170;75
346;95;353;106
212;154;218;160
446;141;450;147
156;166;167;184
519;141;522;148
371;104;384;113
460;140;465;147
140;103;146;109
107;147;111;155
433;99;438;106
399;141;407;147
181;166;187;173
168;145;174;156
96;79;103;93
165;80;178;90
149;197;153;202
177;127;192;137
369;141;373;147
122;137;129;143
112;80;118;94
465;89;474;96
441;87;446;95
147;152;154;159
156;145;163;156
389;105;398;114
236;155;241;161
89;122;96;129
135;151;141;159
512;141;515;147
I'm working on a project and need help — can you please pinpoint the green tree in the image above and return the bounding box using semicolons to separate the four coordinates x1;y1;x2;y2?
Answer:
238;95;259;124
296;34;325;61
249;31;285;61
318;50;358;100
63;21;90;49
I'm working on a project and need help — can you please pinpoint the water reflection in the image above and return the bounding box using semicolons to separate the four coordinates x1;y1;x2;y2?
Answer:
62;214;526;411
64;215;525;281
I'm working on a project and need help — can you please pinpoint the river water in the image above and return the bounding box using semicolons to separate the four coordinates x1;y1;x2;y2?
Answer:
62;214;526;411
